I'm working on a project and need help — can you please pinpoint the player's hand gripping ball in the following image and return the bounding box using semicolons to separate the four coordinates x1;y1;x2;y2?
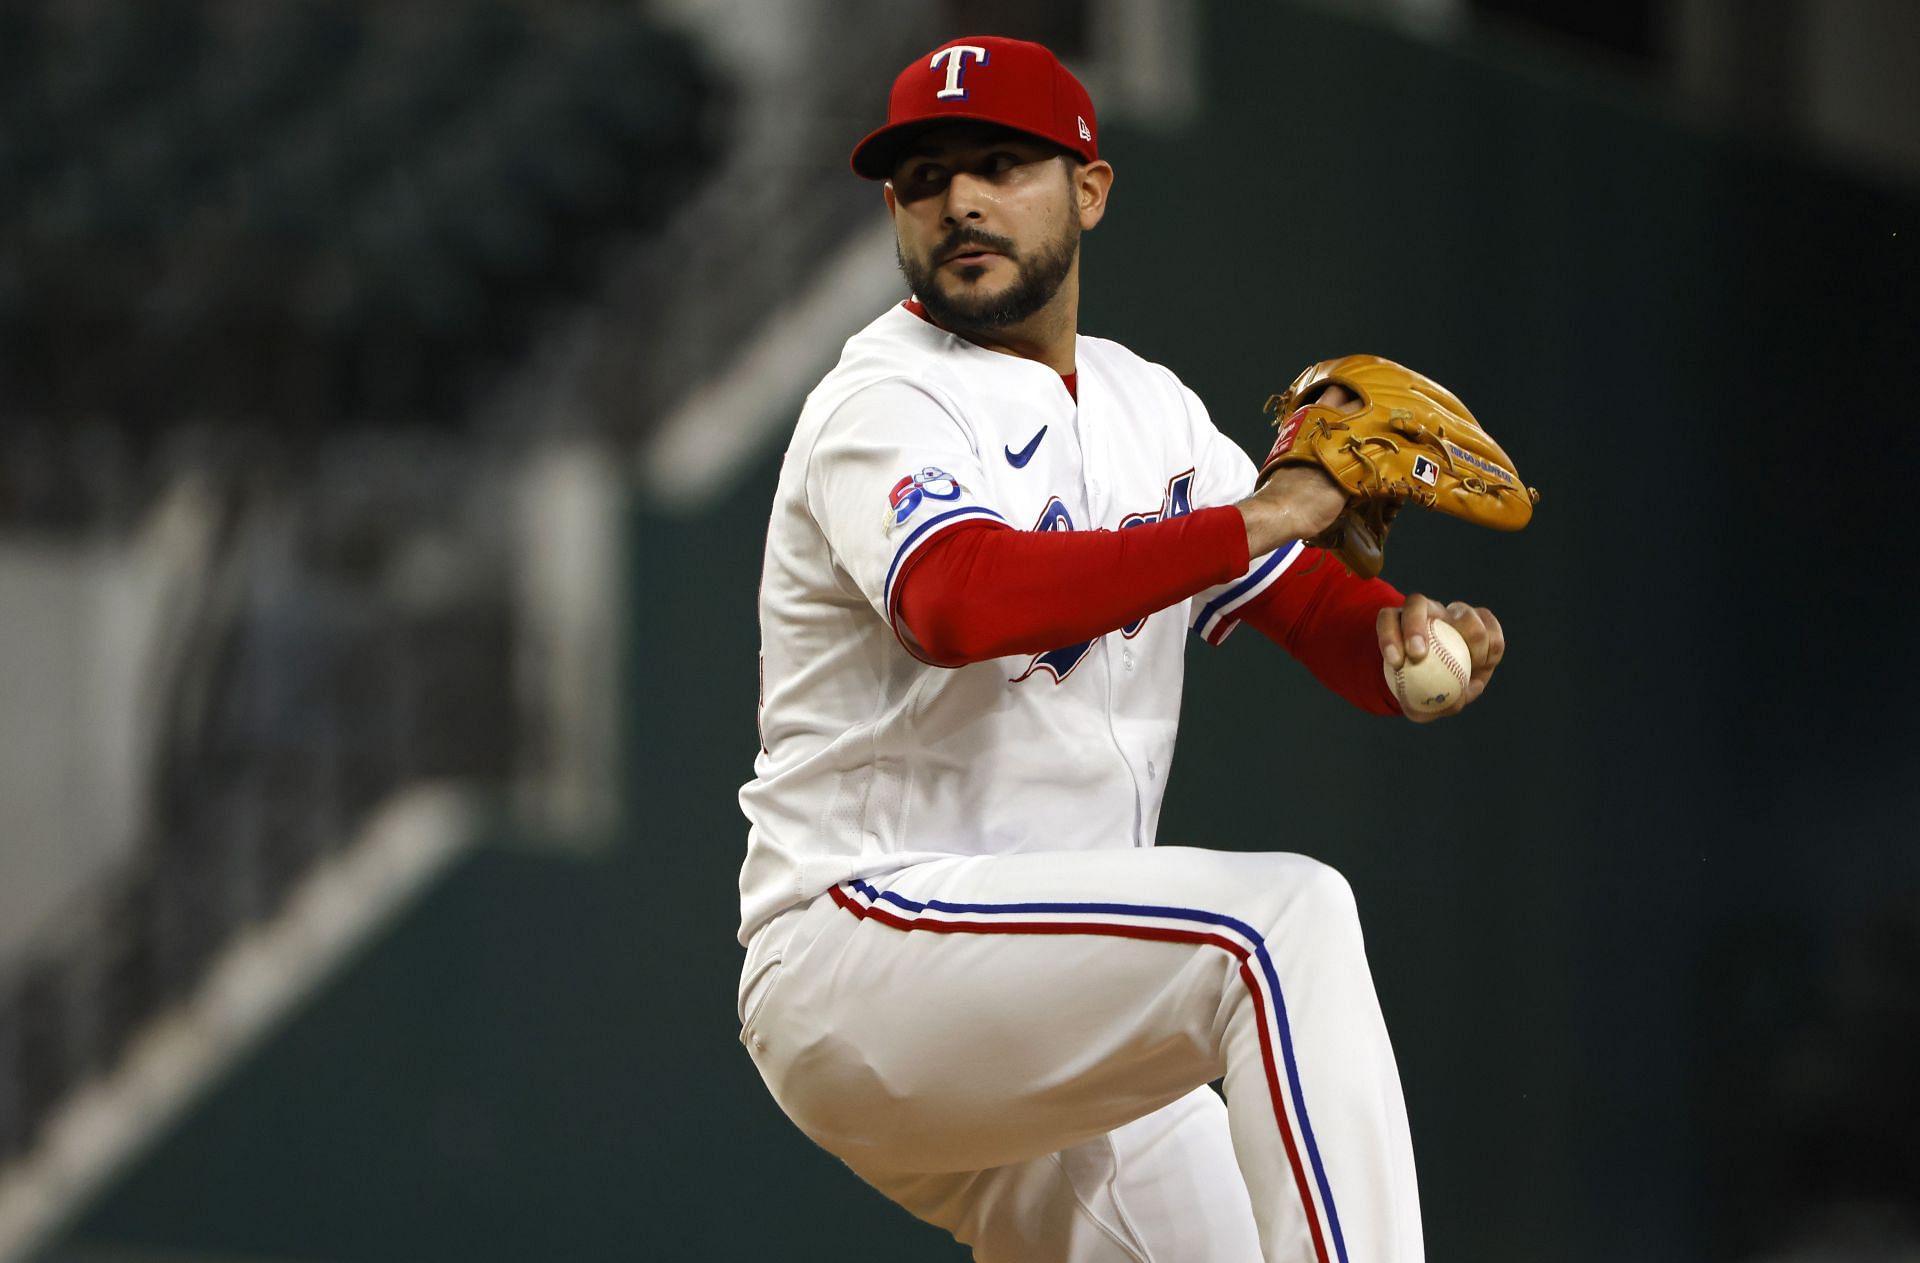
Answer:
1382;618;1470;715
1379;597;1505;721
1257;356;1540;578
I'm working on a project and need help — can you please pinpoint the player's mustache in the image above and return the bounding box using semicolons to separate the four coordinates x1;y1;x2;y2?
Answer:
933;229;1017;263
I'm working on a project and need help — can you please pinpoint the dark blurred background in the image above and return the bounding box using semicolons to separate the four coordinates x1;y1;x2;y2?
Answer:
1;1;1916;1260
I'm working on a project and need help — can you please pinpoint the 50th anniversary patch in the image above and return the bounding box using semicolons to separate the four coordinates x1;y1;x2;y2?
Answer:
890;467;964;525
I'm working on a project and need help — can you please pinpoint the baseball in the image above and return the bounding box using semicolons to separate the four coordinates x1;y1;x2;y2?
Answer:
1383;619;1472;714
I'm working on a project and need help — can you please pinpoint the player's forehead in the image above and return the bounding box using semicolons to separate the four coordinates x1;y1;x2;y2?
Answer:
893;122;1061;167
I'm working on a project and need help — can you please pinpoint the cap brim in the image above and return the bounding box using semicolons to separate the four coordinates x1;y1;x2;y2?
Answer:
849;115;1085;180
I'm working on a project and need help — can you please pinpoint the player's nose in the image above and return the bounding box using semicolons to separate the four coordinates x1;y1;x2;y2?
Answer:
939;171;992;224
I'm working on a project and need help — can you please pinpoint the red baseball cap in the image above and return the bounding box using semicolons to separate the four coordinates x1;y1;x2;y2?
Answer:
850;36;1098;180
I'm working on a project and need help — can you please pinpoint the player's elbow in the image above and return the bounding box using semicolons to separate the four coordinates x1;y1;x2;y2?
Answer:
901;595;998;667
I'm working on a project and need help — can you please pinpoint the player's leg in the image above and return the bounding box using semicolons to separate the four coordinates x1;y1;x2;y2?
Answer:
740;846;1423;1263
866;1085;1262;1263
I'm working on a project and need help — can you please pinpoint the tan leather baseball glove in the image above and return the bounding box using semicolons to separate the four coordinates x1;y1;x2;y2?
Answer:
1257;355;1540;578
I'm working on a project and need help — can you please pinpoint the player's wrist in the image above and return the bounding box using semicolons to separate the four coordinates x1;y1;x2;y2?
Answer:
1238;468;1344;555
1235;495;1294;557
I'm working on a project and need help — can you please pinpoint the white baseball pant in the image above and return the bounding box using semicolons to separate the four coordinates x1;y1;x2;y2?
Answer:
738;847;1423;1262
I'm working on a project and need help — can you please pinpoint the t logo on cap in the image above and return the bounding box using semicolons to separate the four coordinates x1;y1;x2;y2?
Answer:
930;44;989;99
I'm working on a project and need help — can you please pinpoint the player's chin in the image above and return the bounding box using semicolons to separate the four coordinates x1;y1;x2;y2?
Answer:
939;263;1012;294
931;273;1017;312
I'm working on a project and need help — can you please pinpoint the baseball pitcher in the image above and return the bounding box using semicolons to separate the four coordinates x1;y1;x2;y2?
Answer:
737;35;1536;1263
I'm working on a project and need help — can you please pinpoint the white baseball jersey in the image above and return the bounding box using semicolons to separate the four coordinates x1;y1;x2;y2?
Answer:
735;301;1426;1262
738;302;1304;945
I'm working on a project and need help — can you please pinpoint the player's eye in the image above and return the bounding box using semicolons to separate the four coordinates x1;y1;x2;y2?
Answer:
892;162;949;202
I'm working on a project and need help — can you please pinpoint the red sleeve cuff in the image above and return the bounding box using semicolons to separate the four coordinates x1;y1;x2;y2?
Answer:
1236;548;1406;715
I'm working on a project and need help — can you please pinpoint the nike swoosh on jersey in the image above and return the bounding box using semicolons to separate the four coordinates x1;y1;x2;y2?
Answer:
1004;426;1048;468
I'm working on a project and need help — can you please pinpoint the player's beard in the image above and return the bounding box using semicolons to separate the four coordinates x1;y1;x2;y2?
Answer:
899;218;1079;333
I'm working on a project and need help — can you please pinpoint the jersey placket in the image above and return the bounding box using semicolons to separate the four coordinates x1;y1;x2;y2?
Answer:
1072;358;1150;848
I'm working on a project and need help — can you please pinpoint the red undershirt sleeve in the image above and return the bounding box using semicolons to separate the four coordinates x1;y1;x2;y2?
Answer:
1233;547;1407;716
893;507;1251;665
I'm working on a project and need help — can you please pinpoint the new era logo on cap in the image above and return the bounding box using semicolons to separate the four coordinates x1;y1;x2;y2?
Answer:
850;36;1099;179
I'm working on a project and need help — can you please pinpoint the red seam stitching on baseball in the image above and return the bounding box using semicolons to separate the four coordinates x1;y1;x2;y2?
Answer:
1431;632;1468;685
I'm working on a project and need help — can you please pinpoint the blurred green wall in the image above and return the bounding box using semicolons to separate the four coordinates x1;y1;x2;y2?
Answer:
61;5;1916;1262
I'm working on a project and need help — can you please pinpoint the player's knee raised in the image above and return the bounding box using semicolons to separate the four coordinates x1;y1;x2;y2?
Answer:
1281;856;1362;937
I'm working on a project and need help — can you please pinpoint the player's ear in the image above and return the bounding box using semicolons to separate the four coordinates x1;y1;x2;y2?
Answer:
1075;160;1113;231
882;181;898;216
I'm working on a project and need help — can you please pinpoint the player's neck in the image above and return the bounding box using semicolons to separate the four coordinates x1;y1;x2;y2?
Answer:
930;269;1079;375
